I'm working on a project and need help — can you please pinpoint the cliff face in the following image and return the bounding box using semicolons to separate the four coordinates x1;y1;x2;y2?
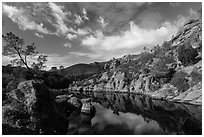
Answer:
70;9;202;105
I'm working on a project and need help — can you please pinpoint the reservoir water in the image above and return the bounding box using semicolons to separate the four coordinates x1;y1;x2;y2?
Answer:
67;92;202;135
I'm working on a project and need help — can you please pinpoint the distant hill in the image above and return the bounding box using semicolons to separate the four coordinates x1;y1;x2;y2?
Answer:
60;63;104;77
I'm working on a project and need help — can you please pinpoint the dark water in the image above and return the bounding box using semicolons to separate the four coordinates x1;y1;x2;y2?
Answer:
67;92;202;135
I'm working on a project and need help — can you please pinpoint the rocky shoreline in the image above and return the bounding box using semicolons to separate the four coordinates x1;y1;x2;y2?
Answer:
2;79;202;135
2;80;96;135
68;81;202;106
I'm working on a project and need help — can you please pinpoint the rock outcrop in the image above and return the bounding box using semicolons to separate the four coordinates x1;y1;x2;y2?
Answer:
2;80;68;134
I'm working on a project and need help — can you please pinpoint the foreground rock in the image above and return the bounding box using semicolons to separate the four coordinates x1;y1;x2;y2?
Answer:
2;80;68;135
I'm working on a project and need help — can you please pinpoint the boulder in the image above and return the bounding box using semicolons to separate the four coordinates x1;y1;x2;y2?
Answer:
2;80;68;134
81;98;95;115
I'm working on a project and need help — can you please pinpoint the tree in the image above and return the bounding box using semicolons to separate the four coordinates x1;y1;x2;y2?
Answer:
3;32;36;71
50;67;57;72
31;54;48;70
59;65;64;70
10;58;24;67
162;41;172;51
170;71;190;92
2;32;47;72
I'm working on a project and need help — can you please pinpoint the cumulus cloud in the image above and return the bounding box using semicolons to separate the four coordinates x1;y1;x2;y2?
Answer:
35;33;44;38
82;8;89;21
82;21;178;50
2;3;50;34
98;16;108;28
66;33;77;40
63;42;72;48
74;14;83;25
80;19;185;61
48;2;70;35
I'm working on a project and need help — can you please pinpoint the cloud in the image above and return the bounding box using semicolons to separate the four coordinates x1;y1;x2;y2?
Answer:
48;2;71;35
2;56;12;65
69;51;87;56
63;42;72;48
79;2;149;34
66;33;77;40
2;3;50;34
81;18;185;61
82;21;178;50
98;16;108;28
77;28;90;36
74;14;83;25
82;8;89;21
35;33;44;38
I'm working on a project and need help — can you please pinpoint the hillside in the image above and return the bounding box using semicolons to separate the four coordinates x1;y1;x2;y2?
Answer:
60;63;104;78
69;9;202;105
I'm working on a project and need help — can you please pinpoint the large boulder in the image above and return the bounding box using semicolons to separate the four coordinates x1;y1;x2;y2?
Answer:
2;80;68;135
81;98;95;115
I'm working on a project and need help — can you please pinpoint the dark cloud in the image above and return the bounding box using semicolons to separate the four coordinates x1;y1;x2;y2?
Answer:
72;2;149;35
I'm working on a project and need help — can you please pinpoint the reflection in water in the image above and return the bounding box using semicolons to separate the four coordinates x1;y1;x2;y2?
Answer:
92;103;171;135
68;92;202;135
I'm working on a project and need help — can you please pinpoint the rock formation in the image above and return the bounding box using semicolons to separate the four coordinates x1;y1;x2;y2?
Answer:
2;80;68;134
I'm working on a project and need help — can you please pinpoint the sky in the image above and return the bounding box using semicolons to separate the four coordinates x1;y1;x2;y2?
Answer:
2;2;202;70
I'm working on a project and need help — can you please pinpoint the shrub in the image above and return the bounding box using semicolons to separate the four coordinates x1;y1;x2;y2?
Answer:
177;44;198;66
170;71;190;92
162;41;172;51
190;69;202;86
150;56;176;78
139;52;154;64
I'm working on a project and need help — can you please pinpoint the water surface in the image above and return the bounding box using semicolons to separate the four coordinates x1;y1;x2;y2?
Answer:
67;92;202;135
